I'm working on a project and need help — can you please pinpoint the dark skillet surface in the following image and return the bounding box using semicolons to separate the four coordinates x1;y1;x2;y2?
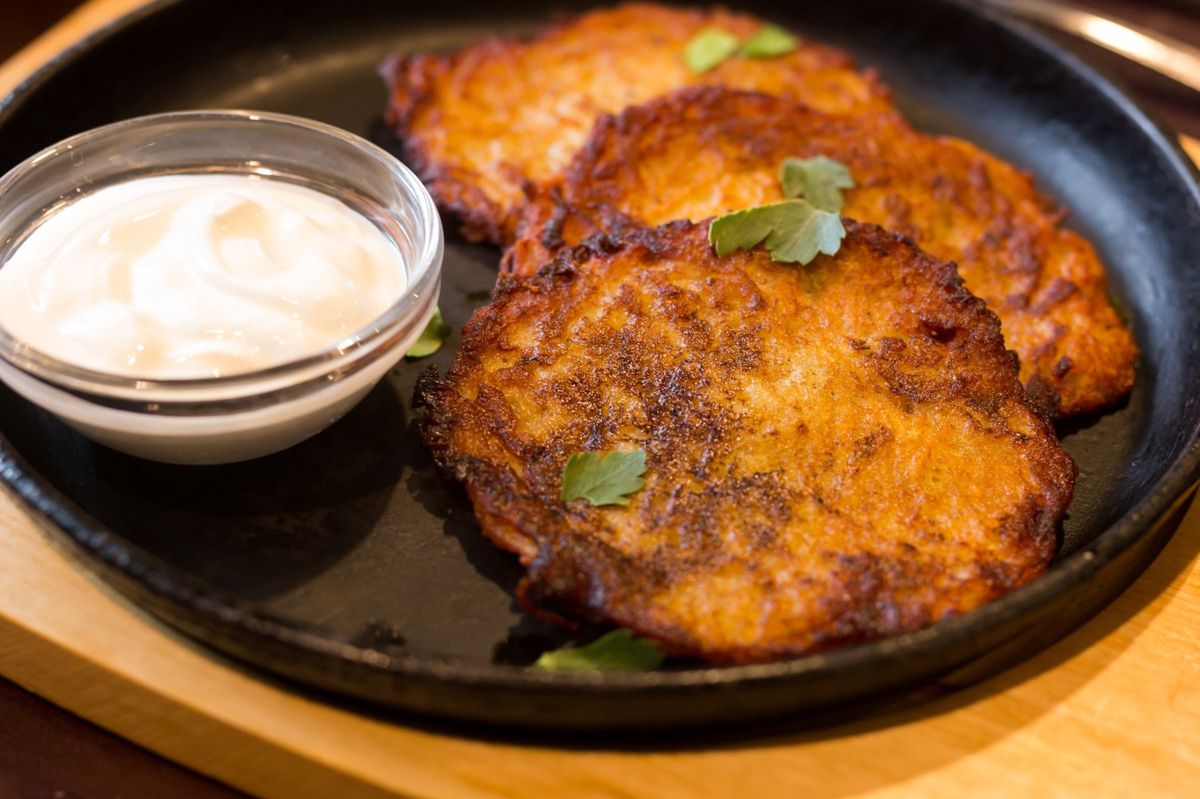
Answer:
0;0;1198;733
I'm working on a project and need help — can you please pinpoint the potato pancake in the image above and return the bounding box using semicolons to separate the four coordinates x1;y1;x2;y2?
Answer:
419;221;1075;663
504;87;1137;418
382;3;892;243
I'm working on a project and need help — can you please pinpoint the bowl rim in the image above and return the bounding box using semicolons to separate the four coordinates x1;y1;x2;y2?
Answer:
0;108;444;395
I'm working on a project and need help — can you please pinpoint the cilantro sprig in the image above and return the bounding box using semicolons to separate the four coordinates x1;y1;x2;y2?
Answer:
405;307;451;359
684;23;800;73
561;449;647;507
739;24;800;58
708;156;853;265
710;200;845;264
535;630;665;672
780;156;855;213
684;28;741;73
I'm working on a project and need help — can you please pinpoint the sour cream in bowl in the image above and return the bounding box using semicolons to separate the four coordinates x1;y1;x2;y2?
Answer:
0;111;442;464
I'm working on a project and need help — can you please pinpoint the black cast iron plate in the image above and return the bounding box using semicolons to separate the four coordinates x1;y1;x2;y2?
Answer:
1;0;1199;733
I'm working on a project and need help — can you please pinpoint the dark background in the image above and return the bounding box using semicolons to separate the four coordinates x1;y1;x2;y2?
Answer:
0;1;1197;797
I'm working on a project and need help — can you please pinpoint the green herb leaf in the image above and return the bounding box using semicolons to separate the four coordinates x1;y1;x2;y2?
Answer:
685;28;741;73
779;156;855;213
535;630;665;673
561;450;647;507
1109;293;1132;327
709;200;846;265
739;24;800;58
405;307;451;359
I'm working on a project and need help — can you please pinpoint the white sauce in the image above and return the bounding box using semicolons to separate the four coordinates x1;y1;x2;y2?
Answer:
0;174;407;378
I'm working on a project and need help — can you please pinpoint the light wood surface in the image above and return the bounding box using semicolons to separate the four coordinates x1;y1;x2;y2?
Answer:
1182;136;1200;166
2;3;1199;798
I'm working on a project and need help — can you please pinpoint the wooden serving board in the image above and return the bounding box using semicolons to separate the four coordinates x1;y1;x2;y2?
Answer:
2;3;1200;797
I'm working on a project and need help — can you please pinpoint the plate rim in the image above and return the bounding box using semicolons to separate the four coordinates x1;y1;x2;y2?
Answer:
1;0;1199;697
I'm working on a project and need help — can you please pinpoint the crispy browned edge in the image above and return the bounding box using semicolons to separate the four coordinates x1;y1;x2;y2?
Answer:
419;220;1077;662
380;47;514;244
380;4;896;247
502;85;1139;419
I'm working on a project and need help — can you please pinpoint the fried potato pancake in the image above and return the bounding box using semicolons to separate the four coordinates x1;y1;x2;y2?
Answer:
419;221;1076;663
504;87;1137;418
382;3;893;244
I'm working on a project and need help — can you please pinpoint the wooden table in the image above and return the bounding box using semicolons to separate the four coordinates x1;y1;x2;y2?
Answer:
1;2;1199;797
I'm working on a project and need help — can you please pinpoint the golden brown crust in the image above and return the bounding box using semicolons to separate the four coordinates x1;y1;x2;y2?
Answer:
382;3;893;243
420;221;1076;663
504;86;1138;418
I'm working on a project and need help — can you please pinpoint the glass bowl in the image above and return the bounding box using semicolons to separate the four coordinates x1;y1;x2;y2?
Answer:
0;110;443;464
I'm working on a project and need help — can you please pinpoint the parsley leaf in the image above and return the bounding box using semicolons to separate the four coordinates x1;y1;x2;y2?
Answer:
709;200;845;265
740;24;800;58
780;156;855;213
561;450;647;507
684;28;741;73
405;307;451;359
535;630;664;673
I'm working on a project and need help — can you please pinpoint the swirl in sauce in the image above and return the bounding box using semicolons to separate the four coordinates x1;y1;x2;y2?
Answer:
0;174;407;378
